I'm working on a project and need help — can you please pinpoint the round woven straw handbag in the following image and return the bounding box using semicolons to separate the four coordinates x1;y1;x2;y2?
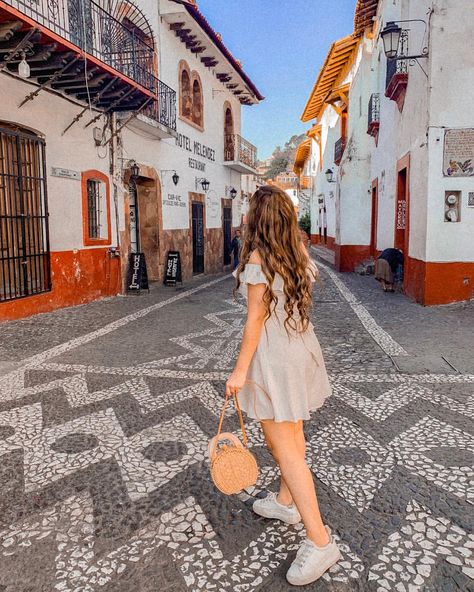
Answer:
208;392;258;495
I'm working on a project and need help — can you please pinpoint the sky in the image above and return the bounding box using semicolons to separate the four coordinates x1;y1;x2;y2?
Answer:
197;0;356;160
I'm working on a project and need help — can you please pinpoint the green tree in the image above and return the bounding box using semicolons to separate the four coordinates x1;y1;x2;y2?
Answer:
299;213;311;235
264;133;307;180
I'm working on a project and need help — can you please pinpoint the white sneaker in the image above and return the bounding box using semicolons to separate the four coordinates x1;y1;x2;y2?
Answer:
252;491;301;525
286;528;341;586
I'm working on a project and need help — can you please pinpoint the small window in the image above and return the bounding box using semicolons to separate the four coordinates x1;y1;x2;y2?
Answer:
181;69;192;119
192;78;203;127
82;171;111;246
86;179;107;239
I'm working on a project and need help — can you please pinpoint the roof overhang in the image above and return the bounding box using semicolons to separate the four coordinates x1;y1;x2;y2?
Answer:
354;0;380;37
307;123;322;142
165;0;263;105
293;138;311;175
301;35;359;122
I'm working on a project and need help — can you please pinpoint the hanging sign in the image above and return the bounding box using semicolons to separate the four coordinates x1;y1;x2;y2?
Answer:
164;251;182;286
126;252;149;293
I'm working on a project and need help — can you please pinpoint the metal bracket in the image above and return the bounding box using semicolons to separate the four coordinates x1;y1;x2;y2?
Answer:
0;28;38;72
19;55;80;107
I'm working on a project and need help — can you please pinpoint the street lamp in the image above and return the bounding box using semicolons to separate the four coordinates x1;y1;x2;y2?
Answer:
380;21;402;60
160;170;180;186
380;19;429;62
130;161;140;180
325;168;335;183
230;187;238;200
195;177;210;192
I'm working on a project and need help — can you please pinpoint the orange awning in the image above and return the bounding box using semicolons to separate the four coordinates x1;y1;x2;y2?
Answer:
293;138;311;175
301;35;359;123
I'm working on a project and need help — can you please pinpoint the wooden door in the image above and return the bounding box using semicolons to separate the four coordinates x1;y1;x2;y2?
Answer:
223;206;232;266
192;201;204;274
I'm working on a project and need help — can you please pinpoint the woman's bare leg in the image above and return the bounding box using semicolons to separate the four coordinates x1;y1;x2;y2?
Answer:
264;420;305;506
261;420;329;546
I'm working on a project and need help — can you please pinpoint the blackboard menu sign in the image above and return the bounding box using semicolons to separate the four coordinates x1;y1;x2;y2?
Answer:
126;252;149;293
164;251;182;286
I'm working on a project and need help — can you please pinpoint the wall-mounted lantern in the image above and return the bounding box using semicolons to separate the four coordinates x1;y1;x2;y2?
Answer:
381;21;402;59
18;51;30;79
325;168;335;183
196;177;210;192
230;187;238;200
130;161;140;180
160;170;180;186
380;20;429;61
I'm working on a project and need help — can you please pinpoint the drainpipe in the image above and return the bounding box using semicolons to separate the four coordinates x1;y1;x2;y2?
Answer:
108;112;123;290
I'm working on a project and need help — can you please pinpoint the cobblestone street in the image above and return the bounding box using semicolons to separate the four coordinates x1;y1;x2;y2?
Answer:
0;254;473;592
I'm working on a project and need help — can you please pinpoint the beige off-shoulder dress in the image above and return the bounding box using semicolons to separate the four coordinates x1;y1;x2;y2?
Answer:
233;262;331;422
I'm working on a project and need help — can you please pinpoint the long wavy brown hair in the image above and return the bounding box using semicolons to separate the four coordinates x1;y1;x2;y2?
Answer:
235;185;316;332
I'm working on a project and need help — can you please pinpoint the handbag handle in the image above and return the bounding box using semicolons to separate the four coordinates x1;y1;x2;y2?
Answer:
207;432;243;461
214;392;249;457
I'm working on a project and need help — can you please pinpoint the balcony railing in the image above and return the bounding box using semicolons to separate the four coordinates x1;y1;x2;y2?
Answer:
385;29;409;110
385;58;408;91
3;0;156;92
334;137;346;166
367;93;380;138
142;78;177;131
224;134;257;171
368;93;380;126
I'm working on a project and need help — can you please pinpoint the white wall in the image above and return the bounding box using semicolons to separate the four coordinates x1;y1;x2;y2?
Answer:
368;0;474;263
338;37;374;247
121;0;249;231
424;0;474;262
0;77;120;253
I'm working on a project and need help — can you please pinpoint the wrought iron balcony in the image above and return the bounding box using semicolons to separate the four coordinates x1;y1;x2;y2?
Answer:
367;93;380;138
385;30;409;110
141;78;177;132
334;137;346;166
4;0;156;90
0;0;160;111
224;134;257;173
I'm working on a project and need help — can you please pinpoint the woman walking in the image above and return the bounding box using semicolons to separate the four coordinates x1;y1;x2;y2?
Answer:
226;185;340;586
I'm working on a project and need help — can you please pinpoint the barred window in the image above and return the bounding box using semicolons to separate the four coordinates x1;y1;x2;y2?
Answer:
82;171;111;246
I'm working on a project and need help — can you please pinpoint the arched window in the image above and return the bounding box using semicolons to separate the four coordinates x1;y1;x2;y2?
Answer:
179;61;204;129
180;67;192;119
224;104;234;161
192;77;203;127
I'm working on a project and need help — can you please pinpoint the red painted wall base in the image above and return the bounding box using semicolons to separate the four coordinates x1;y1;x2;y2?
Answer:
405;258;474;306
335;244;371;272
1;248;121;321
310;235;336;250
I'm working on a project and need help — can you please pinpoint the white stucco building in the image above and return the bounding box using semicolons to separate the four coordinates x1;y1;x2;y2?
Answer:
295;0;474;305
0;0;262;320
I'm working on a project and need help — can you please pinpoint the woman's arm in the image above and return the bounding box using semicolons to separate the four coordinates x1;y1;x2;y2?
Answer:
226;256;267;397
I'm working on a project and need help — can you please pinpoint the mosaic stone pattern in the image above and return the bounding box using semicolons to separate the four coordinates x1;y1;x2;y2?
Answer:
0;265;472;591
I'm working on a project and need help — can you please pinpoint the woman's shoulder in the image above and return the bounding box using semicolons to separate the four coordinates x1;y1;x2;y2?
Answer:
248;250;262;265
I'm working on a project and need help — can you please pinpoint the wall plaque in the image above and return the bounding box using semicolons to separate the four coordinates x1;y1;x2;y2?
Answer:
51;167;80;180
443;129;474;177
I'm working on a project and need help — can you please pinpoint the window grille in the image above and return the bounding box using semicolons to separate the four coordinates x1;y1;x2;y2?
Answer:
0;126;51;302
